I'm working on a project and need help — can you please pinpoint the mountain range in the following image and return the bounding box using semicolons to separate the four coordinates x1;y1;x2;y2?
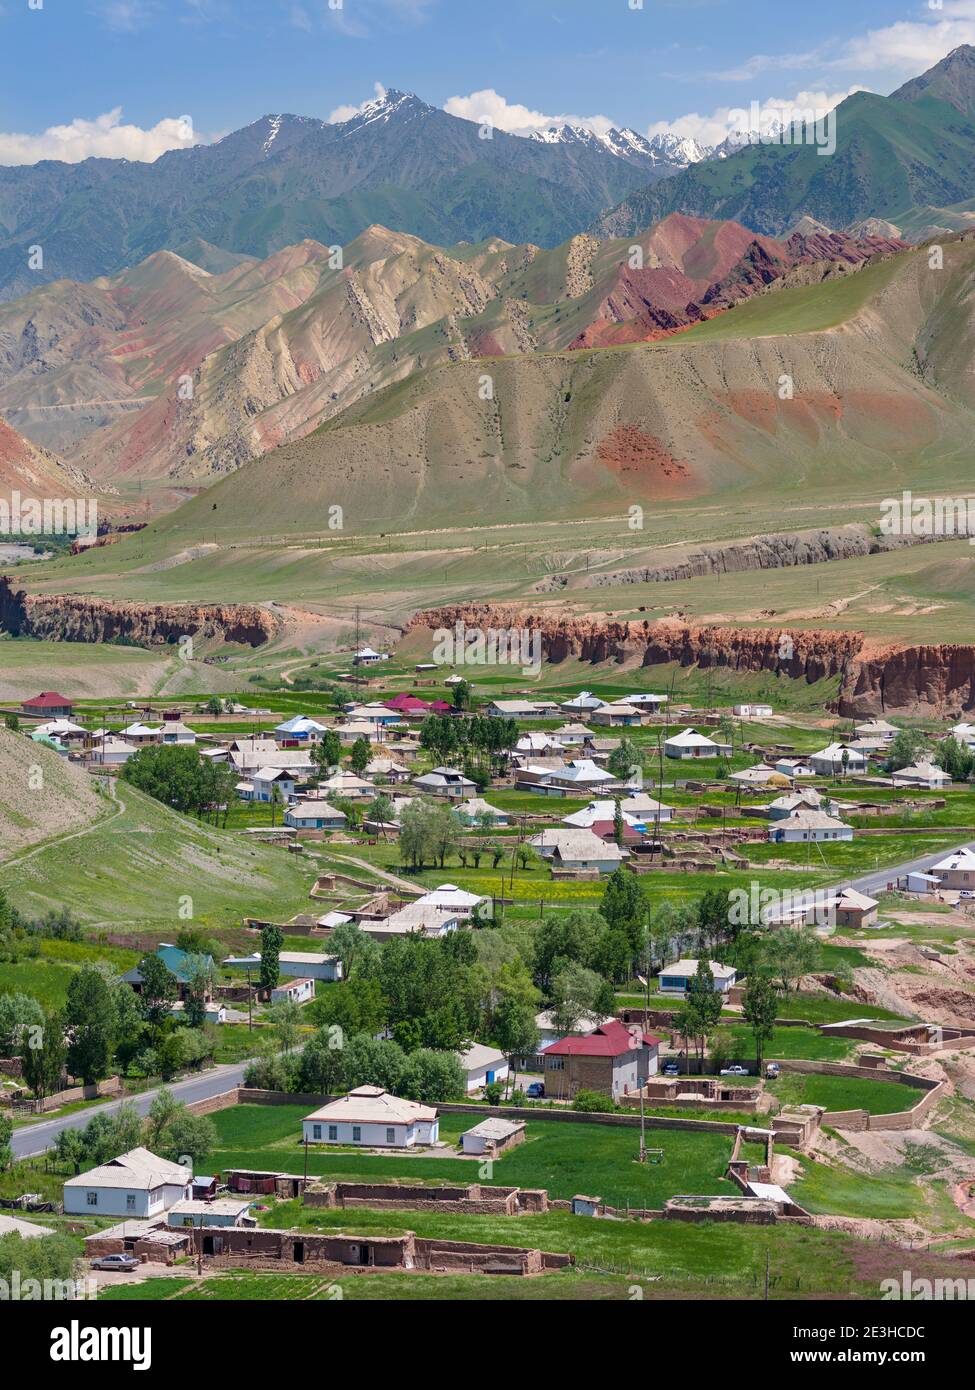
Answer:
595;45;975;238
0;215;904;491
0;90;686;303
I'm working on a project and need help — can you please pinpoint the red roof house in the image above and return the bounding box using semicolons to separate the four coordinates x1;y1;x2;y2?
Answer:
543;1019;661;1100
20;691;75;717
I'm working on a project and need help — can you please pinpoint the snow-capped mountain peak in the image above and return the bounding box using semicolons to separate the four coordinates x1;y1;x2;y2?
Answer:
646;132;714;165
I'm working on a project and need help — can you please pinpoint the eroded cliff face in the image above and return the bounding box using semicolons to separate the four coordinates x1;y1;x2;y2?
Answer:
0;577;277;648
408;604;975;717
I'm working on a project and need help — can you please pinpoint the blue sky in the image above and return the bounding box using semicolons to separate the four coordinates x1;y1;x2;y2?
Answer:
1;0;974;162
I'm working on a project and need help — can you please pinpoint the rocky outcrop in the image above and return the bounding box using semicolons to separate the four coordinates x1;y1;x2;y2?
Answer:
0;577;278;648
569;524;938;589
407;603;975;717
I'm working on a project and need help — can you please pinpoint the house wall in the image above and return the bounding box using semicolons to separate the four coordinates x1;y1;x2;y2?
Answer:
464;1059;510;1092
302;1118;438;1147
65;1179;190;1219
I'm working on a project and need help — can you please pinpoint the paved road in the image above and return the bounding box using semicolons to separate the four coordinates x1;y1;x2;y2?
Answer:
11;1058;255;1160
845;838;975;898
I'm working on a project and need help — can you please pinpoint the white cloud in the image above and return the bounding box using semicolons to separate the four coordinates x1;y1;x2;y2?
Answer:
443;88;615;137
95;0;158;31
327;83;388;123
710;1;975;83
648;88;867;149
0;108;199;166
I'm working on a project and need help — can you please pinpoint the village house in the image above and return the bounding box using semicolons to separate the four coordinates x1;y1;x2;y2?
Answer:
765;788;826;820
460;1118;526;1157
121;721;161;745
89;736;136;766
413;884;488;919
484;698;559;719
456;1043;509;1092
356;903;463;942
552;722;595;746
774;758;815;778
929;847;975;890
589;702;642;728
160;720;197;746
122;945;215;1002
231;746;313;778
891;761;951;790
412;766;477;798
528;827;630;873
516;731;566;756
364;756;412;783
20;691;74;718
515;757;618;797
543;1020;660;1101
271;978;316;1006
730;765;792;788
854;719;899;742
64;1148;192;1219
623;693;669;710
303;1086;439;1147
559;691;605;714
224;950;343;983
664;728;731;759
273;715;328;744
344;703;402;730
562;796;671;830
34;718;87;744
353;647;388;665
658;959;738;997
767;809;854;842
318;770;378;801
284;800;346;831
238;767;296;804
808;743;868;776
456;797;510;827
337;720;379;745
733;704;774;718
167;1199;257;1229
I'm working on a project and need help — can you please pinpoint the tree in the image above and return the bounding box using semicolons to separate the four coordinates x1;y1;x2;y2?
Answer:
600;869;645;951
310;976;386;1038
532;909;605;991
399;1049;466;1103
491;997;539;1060
371;791;395;834
154;1110;217;1169
742;974;779;1071
613;798;625;848
0;992;44;1055
884;728;928;773
295;1027;345;1094
144;1089;182;1150
340;1034;406;1093
19;1015;66;1100
761;927;821;995
269;781;284;827
269;998;303;1053
63;967;115;1085
259;924;284;993
137;953;179;1029
122;744;208;814
313;730;343;780
349;737;371;775
326;921;379;981
550;962;613;1035
451;679;472;711
607;738;640;782
182;954;214;1029
684;960;723;1069
0;1114;12;1173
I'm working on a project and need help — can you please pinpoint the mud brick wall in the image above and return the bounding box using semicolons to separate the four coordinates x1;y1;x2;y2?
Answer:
186;1088;240;1117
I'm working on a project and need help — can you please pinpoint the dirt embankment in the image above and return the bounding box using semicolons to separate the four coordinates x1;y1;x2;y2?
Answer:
0;576;278;648
408;603;975;717
566;524;939;590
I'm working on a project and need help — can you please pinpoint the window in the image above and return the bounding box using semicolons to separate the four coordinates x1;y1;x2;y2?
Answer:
352;1126;362;1143
548;1056;565;1071
328;1125;338;1141
386;1128;395;1144
126;1194;136;1212
87;1192;98;1207
312;1124;322;1141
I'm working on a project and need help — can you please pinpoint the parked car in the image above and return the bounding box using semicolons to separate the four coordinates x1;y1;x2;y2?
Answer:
90;1253;141;1273
526;1081;545;1099
960;890;975;900
662;1062;680;1077
720;1066;749;1076
766;1062;781;1079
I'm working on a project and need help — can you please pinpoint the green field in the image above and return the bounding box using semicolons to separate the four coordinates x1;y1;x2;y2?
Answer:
769;1072;924;1116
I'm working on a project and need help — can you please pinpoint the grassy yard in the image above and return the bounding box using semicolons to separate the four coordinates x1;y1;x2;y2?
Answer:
769;1073;924;1116
210;1104;742;1208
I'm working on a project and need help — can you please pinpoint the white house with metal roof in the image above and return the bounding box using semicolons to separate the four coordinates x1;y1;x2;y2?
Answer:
64;1148;192;1220
303;1086;438;1147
